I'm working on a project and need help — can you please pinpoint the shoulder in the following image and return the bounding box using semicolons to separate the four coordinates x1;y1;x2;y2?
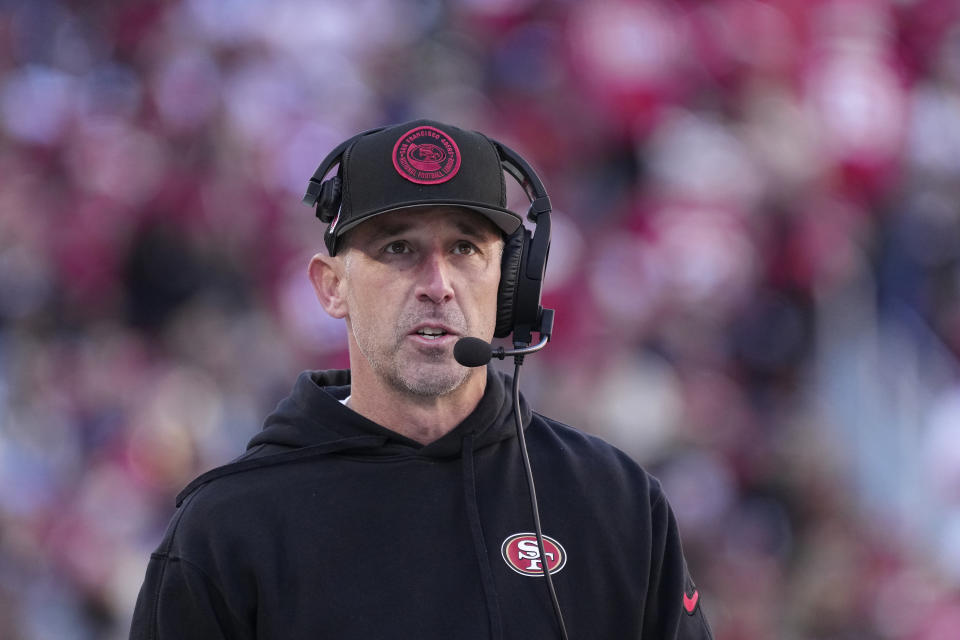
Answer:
528;412;648;468
159;447;313;557
164;467;268;544
527;412;666;503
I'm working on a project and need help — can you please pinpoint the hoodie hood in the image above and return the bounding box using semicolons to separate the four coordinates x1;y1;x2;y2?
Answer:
248;368;530;458
175;368;530;506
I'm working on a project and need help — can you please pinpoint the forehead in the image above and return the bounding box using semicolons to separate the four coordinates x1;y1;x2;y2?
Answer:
346;206;503;245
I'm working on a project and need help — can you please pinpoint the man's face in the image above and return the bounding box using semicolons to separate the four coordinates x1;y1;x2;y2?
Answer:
334;206;504;397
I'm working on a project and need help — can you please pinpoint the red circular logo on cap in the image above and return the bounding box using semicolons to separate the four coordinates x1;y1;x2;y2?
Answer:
501;533;567;577
392;126;461;184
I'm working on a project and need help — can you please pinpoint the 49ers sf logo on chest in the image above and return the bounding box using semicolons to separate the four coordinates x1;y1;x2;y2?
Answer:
501;533;567;577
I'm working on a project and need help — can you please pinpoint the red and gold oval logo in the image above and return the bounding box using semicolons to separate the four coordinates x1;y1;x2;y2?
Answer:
392;125;461;184
501;533;567;577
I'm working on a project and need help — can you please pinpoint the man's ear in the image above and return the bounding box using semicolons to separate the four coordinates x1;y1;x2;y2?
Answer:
308;253;348;319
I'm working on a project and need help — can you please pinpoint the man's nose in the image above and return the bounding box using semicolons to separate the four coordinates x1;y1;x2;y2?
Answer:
415;251;455;304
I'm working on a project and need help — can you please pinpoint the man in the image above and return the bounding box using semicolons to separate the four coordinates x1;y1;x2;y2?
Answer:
130;119;714;639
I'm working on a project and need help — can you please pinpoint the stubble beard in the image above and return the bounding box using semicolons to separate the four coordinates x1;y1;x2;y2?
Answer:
352;308;471;398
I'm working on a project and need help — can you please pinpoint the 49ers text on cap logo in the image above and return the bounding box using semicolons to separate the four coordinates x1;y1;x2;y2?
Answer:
392;125;461;185
501;533;567;577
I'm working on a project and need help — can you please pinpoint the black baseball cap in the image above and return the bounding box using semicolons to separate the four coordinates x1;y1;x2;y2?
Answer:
306;119;524;255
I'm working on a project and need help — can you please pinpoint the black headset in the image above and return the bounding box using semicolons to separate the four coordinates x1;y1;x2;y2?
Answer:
303;128;554;348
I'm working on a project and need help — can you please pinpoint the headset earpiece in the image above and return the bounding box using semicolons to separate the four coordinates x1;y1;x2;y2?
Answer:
315;175;342;223
495;227;527;338
491;142;552;346
303;127;385;212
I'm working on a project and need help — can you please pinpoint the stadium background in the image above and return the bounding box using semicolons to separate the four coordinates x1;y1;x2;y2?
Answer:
1;0;960;637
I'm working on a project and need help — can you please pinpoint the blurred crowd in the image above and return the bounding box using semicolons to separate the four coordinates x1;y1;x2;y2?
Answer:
1;0;959;637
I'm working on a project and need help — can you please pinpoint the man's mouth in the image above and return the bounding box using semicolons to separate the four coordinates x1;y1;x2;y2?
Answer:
409;323;458;343
416;327;448;340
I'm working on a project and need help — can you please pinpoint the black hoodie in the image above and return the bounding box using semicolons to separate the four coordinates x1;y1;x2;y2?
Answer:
130;369;714;639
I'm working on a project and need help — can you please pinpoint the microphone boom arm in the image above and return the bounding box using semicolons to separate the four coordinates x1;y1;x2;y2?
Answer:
492;333;550;360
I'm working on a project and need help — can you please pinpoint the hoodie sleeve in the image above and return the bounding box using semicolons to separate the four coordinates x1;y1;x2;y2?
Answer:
642;488;715;640
129;487;257;640
129;551;253;640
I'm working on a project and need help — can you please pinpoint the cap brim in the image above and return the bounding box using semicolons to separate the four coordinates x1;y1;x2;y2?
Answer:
334;201;524;238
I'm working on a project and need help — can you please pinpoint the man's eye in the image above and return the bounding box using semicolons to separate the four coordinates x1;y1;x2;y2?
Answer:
453;242;477;256
384;241;411;254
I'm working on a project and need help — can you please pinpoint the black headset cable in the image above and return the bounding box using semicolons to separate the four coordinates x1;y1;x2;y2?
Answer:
511;357;570;640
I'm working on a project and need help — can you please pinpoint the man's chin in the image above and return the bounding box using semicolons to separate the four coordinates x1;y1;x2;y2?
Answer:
390;362;473;398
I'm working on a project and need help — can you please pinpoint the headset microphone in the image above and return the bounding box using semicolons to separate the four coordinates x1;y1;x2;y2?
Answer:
453;338;494;368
